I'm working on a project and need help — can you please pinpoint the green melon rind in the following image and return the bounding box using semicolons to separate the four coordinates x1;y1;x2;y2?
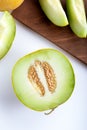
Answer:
66;0;87;38
0;11;16;59
39;0;69;27
12;49;75;111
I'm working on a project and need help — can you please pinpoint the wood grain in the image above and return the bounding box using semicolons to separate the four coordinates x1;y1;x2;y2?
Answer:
12;0;87;64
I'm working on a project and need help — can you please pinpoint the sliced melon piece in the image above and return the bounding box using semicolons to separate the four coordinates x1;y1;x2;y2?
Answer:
12;49;75;112
66;0;87;38
39;0;68;26
0;11;16;59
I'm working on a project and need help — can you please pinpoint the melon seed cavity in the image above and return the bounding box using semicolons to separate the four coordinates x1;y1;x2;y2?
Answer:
28;60;57;96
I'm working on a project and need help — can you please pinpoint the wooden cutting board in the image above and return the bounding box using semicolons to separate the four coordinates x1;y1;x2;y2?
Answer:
12;0;87;65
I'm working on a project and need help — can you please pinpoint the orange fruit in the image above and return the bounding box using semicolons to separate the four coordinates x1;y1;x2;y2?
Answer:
0;0;24;11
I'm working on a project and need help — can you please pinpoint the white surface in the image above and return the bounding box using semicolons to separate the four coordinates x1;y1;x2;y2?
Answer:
0;14;87;130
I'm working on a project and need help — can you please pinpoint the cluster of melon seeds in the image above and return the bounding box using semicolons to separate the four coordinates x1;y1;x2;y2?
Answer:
28;60;56;96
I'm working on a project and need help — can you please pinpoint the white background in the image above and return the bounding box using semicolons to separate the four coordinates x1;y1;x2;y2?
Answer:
0;13;87;130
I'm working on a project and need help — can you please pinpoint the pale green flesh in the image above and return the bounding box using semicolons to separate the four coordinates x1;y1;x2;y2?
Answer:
12;49;75;111
66;0;87;38
0;11;16;59
39;0;68;26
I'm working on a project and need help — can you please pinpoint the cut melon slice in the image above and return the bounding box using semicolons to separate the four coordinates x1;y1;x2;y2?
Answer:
66;0;87;38
12;49;75;112
0;11;16;59
39;0;69;26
